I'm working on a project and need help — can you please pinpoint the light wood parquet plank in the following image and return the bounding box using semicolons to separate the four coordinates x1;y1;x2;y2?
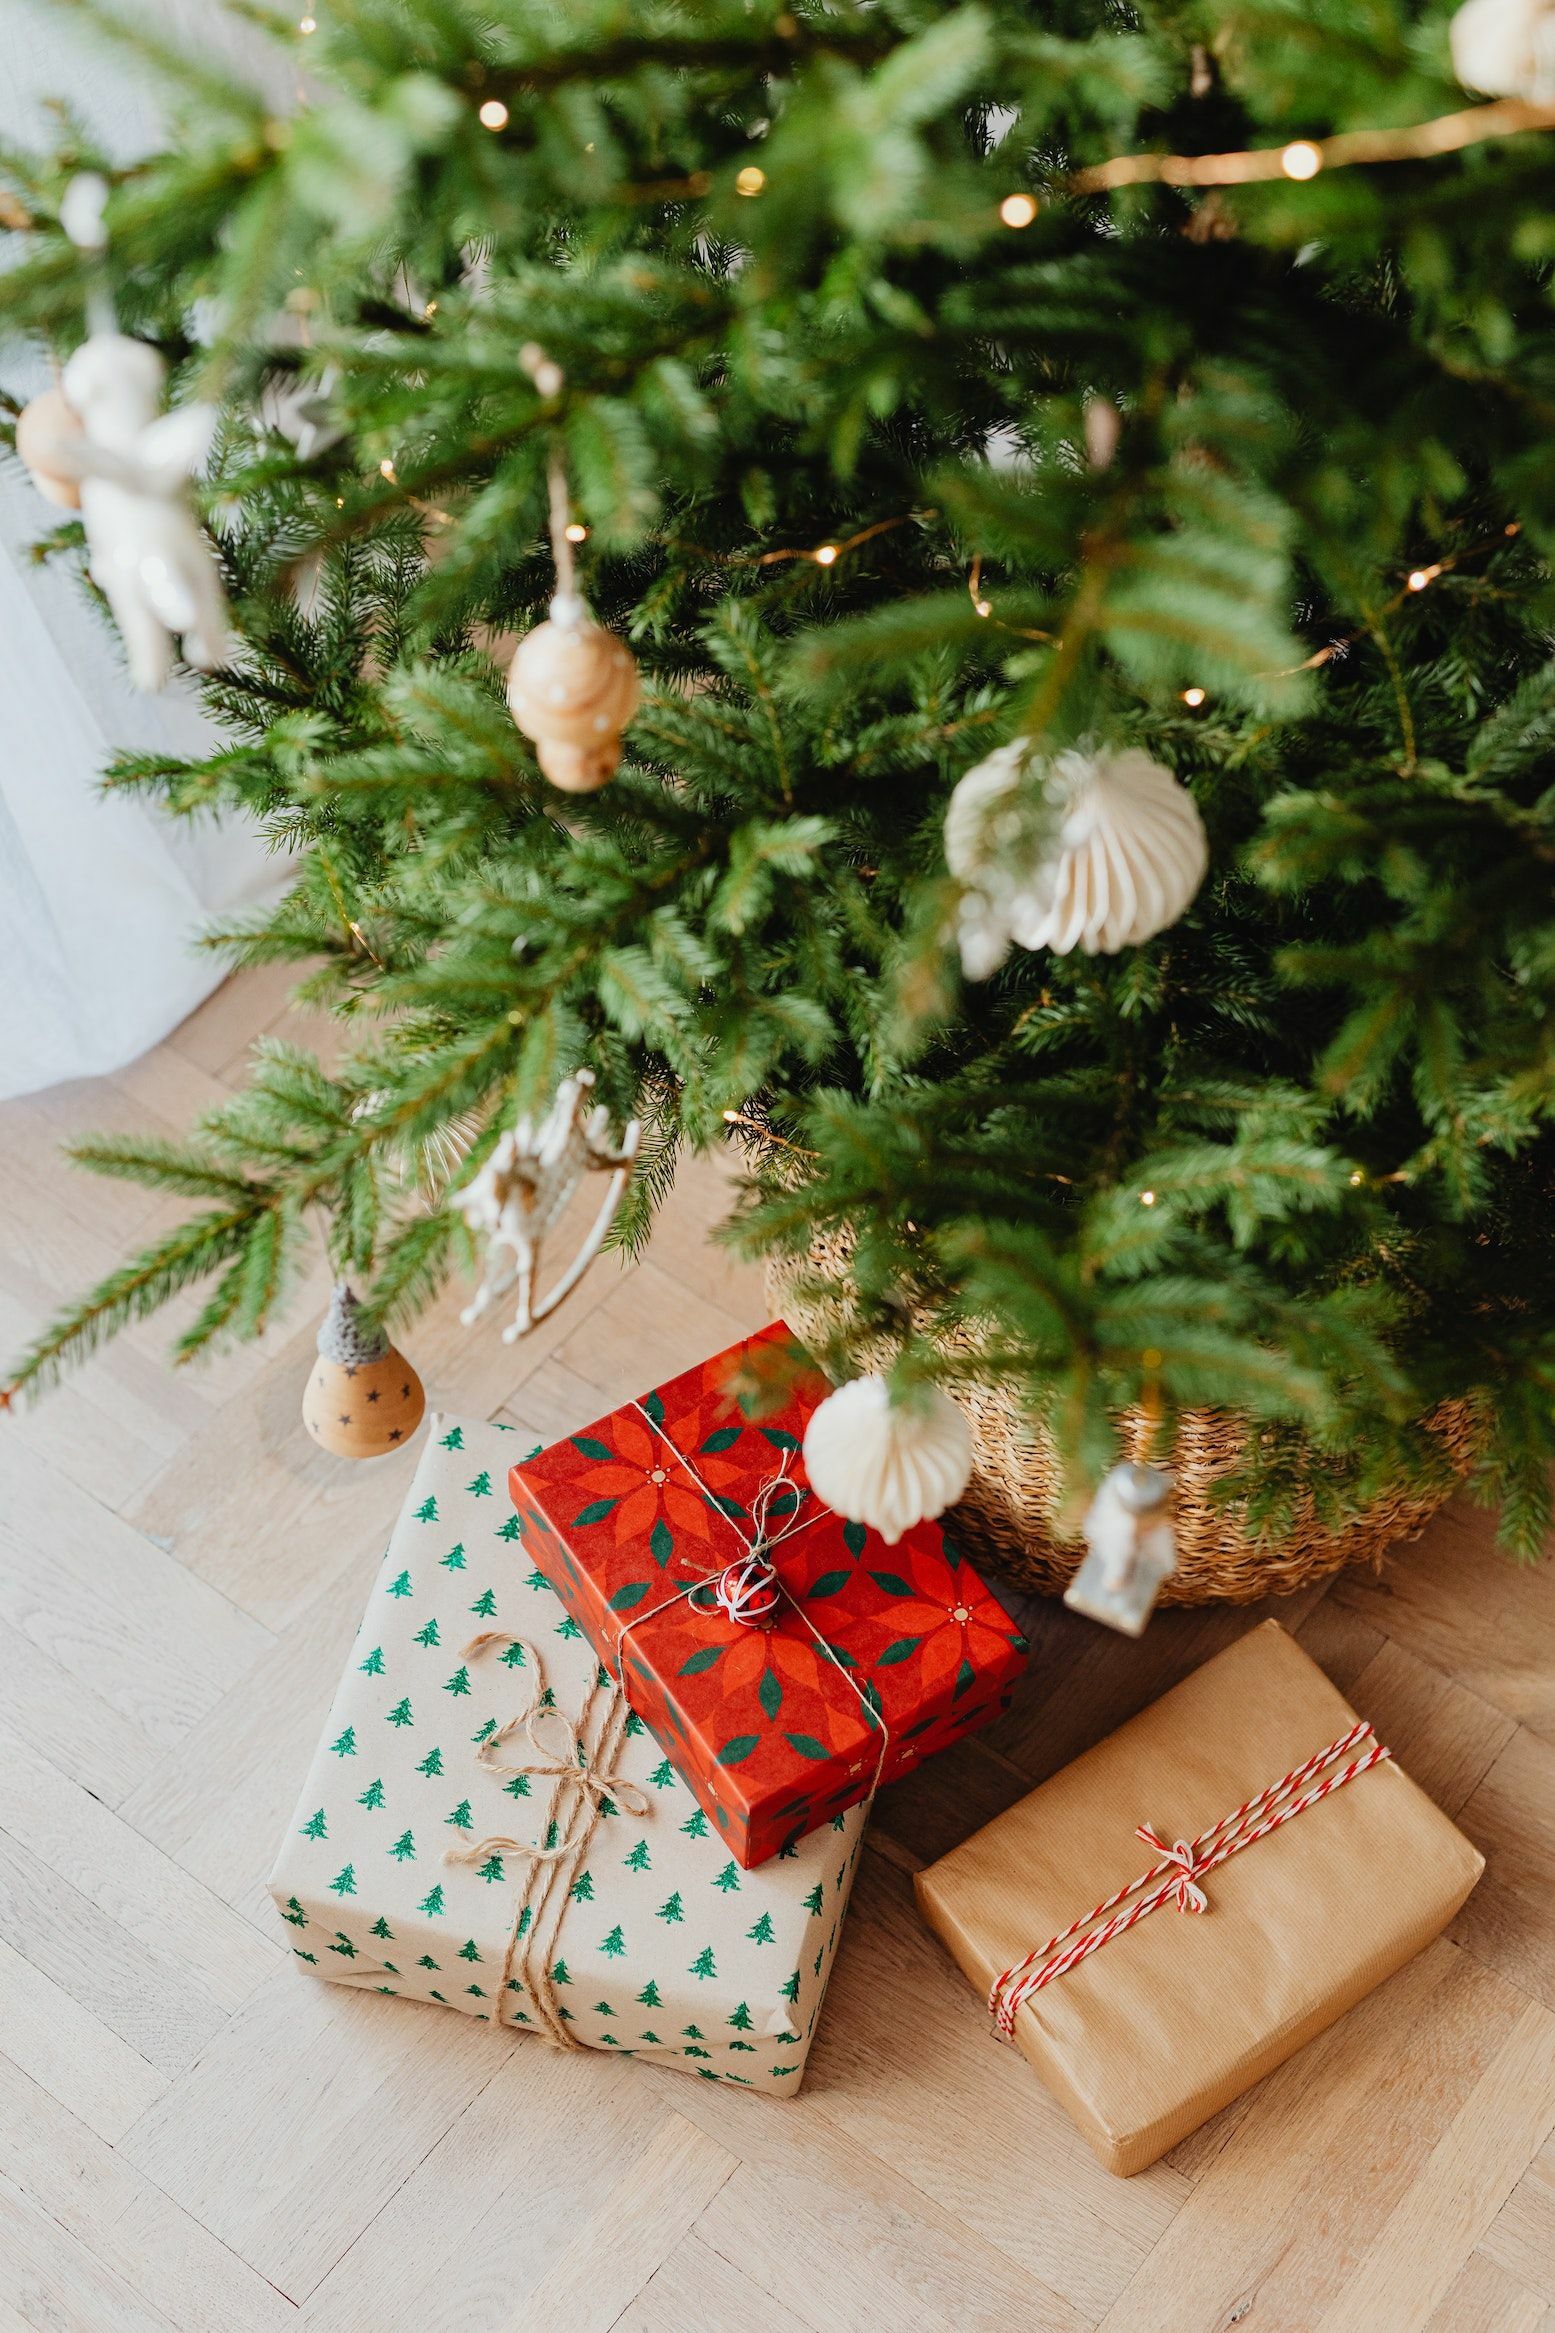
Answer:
115;1542;385;1929
1094;1941;1541;2333
1484;2133;1555;2305
0;1612;165;1809
0;1936;168;2145
1423;2251;1551;2333
1310;1995;1555;2333
503;2111;739;2333
298;2042;670;2330
614;2232;818;2333
0;1434;271;1750
636;2051;1089;2333
692;2151;1089;2333
119;1319;424;1634
801;1854;1183;2321
0;1724;280;2013
0;2060;297;2333
1332;1498;1555;1746
2;2179;185;2333
1453;1727;1555;2014
118;1966;519;2301
0;1830;241;2080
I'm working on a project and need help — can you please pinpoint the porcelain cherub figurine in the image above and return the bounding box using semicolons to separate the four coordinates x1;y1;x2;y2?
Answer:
1063;1460;1178;1637
57;332;230;691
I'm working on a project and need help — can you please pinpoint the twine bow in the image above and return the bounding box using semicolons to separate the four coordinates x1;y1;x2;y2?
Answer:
615;1422;892;1801
1135;1826;1208;1915
443;1632;650;1869
988;1718;1391;2039
707;1461;799;1625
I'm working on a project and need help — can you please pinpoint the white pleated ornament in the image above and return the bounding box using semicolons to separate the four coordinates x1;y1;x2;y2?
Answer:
802;1375;973;1546
945;740;1207;972
1449;0;1555;96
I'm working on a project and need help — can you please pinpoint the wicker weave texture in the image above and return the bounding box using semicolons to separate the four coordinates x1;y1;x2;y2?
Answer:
765;1244;1478;1606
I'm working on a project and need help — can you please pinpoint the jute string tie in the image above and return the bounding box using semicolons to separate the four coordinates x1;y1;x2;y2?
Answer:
988;1718;1392;2040
442;1631;650;1867
612;1427;891;1801
449;1632;647;2050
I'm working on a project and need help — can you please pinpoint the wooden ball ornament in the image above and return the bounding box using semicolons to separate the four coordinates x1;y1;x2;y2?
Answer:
302;1283;425;1459
15;385;84;509
506;590;640;793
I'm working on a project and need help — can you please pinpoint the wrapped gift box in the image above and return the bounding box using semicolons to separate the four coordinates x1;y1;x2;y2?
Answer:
915;1620;1484;2175
506;1322;1027;1866
269;1417;865;2095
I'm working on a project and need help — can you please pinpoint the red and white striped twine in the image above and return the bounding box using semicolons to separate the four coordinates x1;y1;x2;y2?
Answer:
988;1718;1391;2039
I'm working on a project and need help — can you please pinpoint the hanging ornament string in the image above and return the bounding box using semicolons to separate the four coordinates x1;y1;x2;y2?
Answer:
611;1433;893;1801
988;1718;1392;2038
505;344;640;794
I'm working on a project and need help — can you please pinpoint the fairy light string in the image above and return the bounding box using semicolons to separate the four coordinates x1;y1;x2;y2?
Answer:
1070;93;1555;195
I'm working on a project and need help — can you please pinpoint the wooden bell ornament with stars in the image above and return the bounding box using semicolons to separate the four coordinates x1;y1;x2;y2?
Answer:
302;1283;425;1459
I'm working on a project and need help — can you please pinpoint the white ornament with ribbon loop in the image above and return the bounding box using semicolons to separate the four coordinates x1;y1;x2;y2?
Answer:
801;1373;973;1547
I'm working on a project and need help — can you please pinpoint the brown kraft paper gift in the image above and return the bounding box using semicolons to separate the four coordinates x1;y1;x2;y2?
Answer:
914;1620;1484;2176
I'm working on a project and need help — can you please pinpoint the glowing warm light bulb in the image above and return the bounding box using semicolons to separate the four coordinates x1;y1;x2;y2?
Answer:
974;598;992;618
1406;568;1431;592
479;99;509;130
298;12;316;30
1281;141;1323;181
736;166;766;197
379;458;397;480
814;543;839;566
564;522;588;543
1140;1189;1157;1207
1181;686;1207;708
999;192;1038;228
1349;1171;1365;1185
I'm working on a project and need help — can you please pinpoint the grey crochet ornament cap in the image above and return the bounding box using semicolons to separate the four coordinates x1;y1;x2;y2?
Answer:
316;1282;389;1369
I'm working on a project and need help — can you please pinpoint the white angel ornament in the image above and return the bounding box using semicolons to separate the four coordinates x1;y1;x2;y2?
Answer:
1063;1460;1178;1637
58;332;231;692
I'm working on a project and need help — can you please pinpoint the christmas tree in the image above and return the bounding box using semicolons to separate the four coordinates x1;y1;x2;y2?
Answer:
5;0;1555;1549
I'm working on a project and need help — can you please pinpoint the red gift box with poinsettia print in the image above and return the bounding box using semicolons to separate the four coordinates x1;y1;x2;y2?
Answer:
506;1322;1027;1867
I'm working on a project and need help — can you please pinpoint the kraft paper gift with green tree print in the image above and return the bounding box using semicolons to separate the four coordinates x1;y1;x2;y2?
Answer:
269;1418;865;2094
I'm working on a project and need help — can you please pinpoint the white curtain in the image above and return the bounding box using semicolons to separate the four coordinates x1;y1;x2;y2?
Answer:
0;0;295;1100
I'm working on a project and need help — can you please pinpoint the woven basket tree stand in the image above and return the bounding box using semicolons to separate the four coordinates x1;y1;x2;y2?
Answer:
765;1238;1480;1607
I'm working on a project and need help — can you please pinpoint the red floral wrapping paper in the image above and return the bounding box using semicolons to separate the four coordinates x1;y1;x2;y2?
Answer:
506;1322;1028;1866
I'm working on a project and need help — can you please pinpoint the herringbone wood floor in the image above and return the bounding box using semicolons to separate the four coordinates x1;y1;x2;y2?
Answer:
4;962;1555;2333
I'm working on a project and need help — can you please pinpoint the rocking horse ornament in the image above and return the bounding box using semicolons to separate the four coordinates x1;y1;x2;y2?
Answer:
455;1071;640;1341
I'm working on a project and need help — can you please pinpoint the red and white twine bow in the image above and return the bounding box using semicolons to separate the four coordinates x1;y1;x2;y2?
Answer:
1137;1827;1209;1915
988;1717;1391;2040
